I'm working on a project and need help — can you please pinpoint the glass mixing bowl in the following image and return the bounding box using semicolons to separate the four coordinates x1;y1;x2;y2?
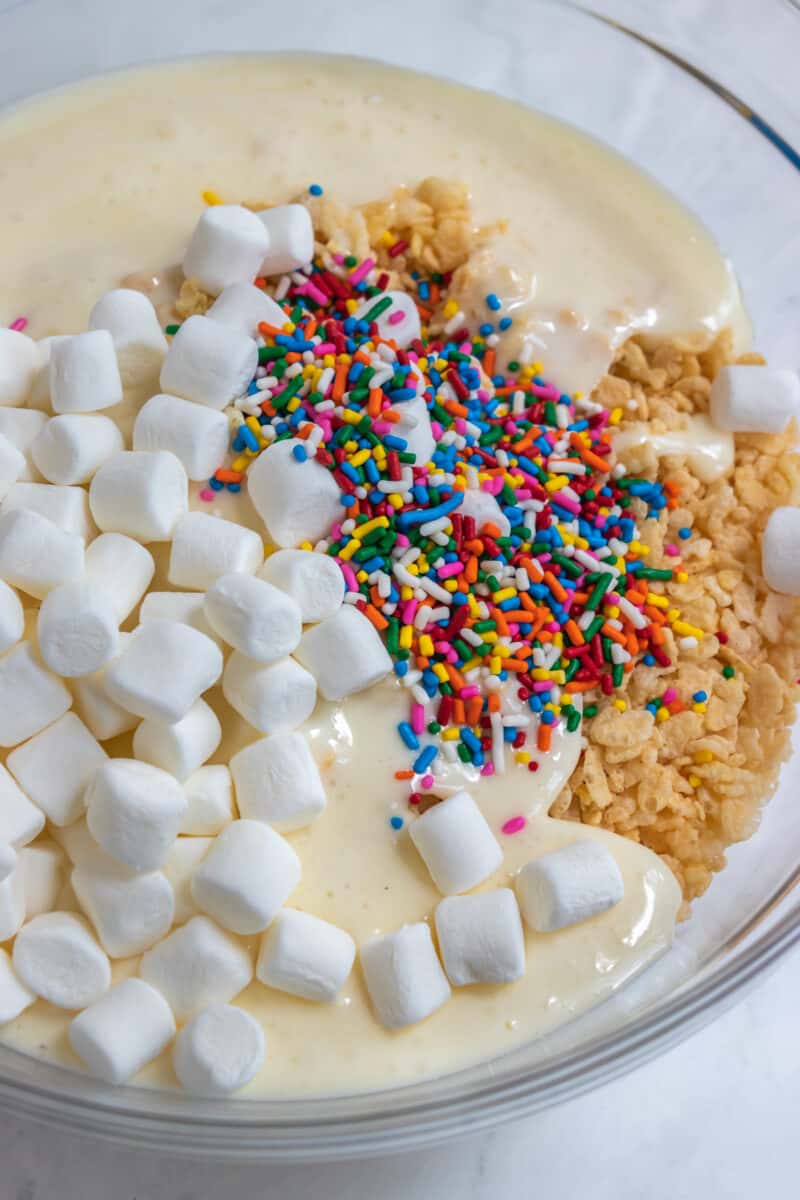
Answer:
0;0;797;1161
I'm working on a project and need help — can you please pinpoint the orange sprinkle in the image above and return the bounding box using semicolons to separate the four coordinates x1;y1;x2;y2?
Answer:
564;681;596;693
491;608;510;637
443;399;469;419
464;556;478;584
332;363;348;402
600;623;628;647
446;664;467;692
483;522;503;539
537;723;553;753
394;770;415;780
543;571;568;604
258;321;283;338
365;604;388;632
565;619;585;646
500;658;527;673
367;387;383;418
488;692;501;713
214;468;244;484
483;349;496;377
466;696;483;725
452;699;466;726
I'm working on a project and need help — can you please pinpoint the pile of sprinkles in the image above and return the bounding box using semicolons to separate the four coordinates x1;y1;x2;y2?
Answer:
184;185;722;806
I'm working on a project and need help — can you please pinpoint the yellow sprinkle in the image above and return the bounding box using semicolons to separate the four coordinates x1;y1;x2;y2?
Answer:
646;593;670;609
482;630;498;645
667;608;681;622
245;416;262;435
688;774;701;788
345;299;358;314
694;750;714;764
380;230;394;246
399;626;413;651
322;354;336;368
604;605;620;620
388;494;404;509
400;586;414;601
610;407;623;425
286;397;301;414
514;751;531;765
357;517;389;537
545;476;569;493
298;541;313;552
442;300;459;319
432;663;449;684
443;579;459;593
418;634;434;657
349;449;370;468
613;698;627;712
656;707;670;723
460;658;481;674
201;189;222;205
676;571;689;583
231;456;249;473
281;322;296;334
493;587;516;603
356;570;368;583
441;728;461;741
673;620;704;639
692;702;707;714
338;539;360;562
489;656;502;674
341;411;362;426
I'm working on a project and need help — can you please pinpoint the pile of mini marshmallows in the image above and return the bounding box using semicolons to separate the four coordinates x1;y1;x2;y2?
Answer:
0;196;799;1094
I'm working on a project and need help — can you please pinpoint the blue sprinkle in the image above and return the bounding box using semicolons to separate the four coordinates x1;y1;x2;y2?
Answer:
679;527;692;539
398;722;420;750
485;292;501;311
340;493;356;507
498;316;512;331
413;745;439;774
692;690;708;703
479;322;494;337
383;434;408;451
541;710;555;726
239;426;259;452
309;183;323;196
226;483;241;494
389;816;404;830
209;478;224;491
292;444;308;463
643;654;656;666
394;661;409;677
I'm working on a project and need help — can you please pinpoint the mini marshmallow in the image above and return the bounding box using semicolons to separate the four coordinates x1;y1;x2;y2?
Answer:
2;481;95;542
207;282;287;337
133;698;221;782
104;619;223;723
710;364;800;434
353;290;421;350
435;890;525;986
89;450;188;543
86;759;187;871
88;288;168;386
173;1003;265;1096
69;978;175;1085
168;511;263;590
31;413;123;485
256;204;314;276
183;205;269;296
191;819;300;935
390;394;436;465
28;337;68;412
0;642;72;747
19;841;65;918
139;915;253;1021
72;866;175;958
181;766;234;836
50;819;126;877
222;653;317;735
13;912;111;1009
50;330;123;414
0;329;40;407
295;605;392;701
516;840;625;932
37;580;120;677
0;509;84;599
229;731;325;832
0;433;26;499
0;407;48;474
0;947;35;1024
139;590;222;648
457;489;511;537
247;438;344;548
204;573;301;662
258;549;344;623
0;579;24;653
84;533;155;623
160;315;258;411
7;713;107;827
162;836;213;924
133;393;229;482
0;764;45;848
360;923;451;1030
71;635;140;742
409;790;503;896
0;843;26;941
762;505;800;595
257;909;354;1003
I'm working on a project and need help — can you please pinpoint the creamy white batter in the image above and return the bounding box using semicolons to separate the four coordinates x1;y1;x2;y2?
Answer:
0;52;744;1096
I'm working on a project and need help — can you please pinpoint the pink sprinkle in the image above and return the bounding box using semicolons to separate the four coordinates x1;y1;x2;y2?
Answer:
665;544;679;557
338;560;358;592
437;562;463;579
373;420;393;436
301;282;328;306
198;488;215;502
402;600;418;624
431;421;444;440
411;704;425;735
551;491;580;514
388;309;405;326
421;773;435;789
532;681;551;693
8;317;28;332
333;253;345;265
460;685;480;700
501;815;527;836
480;763;495;777
662;687;678;704
348;257;375;286
314;341;337;355
529;382;560;402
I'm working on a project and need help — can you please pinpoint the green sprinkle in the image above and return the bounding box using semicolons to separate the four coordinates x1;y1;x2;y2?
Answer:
164;323;180;336
722;665;735;679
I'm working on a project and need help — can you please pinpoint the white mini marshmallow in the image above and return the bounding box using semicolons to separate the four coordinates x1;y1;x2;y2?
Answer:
762;505;800;595
133;698;221;782
183;205;269;296
162;836;213;924
160;315;258;411
181;767;233;836
71;634;139;742
173;1003;264;1096
139;590;222;647
256;204;314;275
19;841;65;918
88;288;168;386
435;889;525;986
168;511;263;590
0;579;24;653
0;642;72;747
0;764;45;848
207;282;287;337
139;914;253;1021
353;290;421;350
247;438;344;548
86;759;187;871
72;865;175;958
516;840;625;932
69;978;175;1085
2;482;95;544
409;790;503;896
0;407;48;475
360;923;451;1029
0;433;26;499
0;947;35;1024
257;549;343;623
229;731;325;832
710;364;800;434
28;337;68;413
0;509;84;598
31;413;123;486
37;581;120;677
104;619;223;723
133;393;229;482
0;843;26;940
191;819;300;935
222;653;316;735
89;450;188;543
84;533;155;623
0;330;40;407
13;912;111;1009
295;605;392;701
50;330;123;414
457;488;511;537
7;713;107;827
257;909;354;1003
204;573;301;662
